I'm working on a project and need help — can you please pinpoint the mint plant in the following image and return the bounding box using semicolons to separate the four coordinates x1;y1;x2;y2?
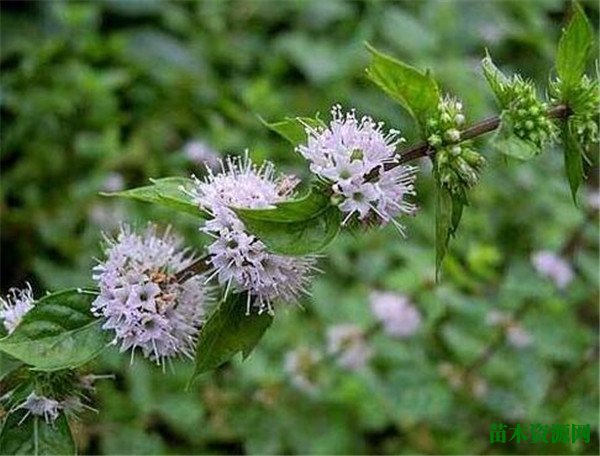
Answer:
0;4;597;454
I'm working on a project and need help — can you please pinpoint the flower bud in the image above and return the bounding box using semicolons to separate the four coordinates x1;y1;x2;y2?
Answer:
444;128;461;143
503;77;558;149
450;145;462;156
437;149;449;165
462;149;486;168
428;134;442;147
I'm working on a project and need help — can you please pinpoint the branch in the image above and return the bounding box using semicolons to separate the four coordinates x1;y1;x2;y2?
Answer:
175;256;211;283
174;106;573;284
391;104;570;166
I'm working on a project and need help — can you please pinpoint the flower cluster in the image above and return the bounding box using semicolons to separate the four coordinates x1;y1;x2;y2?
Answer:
0;369;114;424
187;154;316;314
369;291;421;338
326;324;372;371
284;347;322;394
92;225;209;365
0;284;35;335
531;250;574;289
553;75;600;149
503;77;558;149
297;105;417;232
16;392;62;424
427;97;486;194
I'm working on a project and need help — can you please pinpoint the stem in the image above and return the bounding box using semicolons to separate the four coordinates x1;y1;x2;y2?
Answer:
391;104;570;166
173;106;572;284
175;256;211;283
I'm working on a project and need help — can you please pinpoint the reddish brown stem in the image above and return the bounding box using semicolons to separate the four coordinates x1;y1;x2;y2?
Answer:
391;104;570;166
175;256;211;283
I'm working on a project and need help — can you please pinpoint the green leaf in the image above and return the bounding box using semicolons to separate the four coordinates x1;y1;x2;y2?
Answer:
234;188;341;255
0;414;75;456
556;2;593;94
563;120;585;204
0;289;110;371
450;191;465;237
259;116;324;146
102;177;208;218
190;293;273;383
365;43;439;129
0;353;23;382
434;185;466;282
492;115;540;160
482;52;510;106
435;185;453;281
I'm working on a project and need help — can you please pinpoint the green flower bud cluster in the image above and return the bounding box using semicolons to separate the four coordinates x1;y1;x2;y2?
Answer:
503;77;557;149
426;96;486;194
552;75;599;149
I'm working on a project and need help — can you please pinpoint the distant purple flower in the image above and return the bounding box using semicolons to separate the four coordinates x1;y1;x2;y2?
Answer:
187;154;317;314
79;374;115;392
326;324;372;370
88;203;126;230
284;347;322;394
586;189;600;211
506;324;532;348
102;172;125;193
0;284;34;335
92;225;210;365
531;250;574;289
485;310;532;349
183;140;220;168
369;291;421;338
16;392;61;424
470;377;488;399
297;105;417;233
485;309;510;326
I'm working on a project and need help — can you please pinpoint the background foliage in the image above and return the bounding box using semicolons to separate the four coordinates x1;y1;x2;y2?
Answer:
1;0;598;454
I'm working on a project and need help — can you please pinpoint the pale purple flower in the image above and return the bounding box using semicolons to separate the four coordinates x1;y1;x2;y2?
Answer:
531;250;574;289
369;291;421;338
586;189;600;211
102;172;125;193
16;392;61;424
88;203;126;230
0;284;34;335
92;225;210;365
79;374;115;392
326;324;372;370
184;140;220;168
485;310;532;349
297;105;417;232
284;347;322;394
187;154;317;314
471;377;488;399
506;324;532;348
485;309;510;326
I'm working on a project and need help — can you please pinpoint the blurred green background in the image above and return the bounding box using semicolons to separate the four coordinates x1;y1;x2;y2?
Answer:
1;0;598;454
